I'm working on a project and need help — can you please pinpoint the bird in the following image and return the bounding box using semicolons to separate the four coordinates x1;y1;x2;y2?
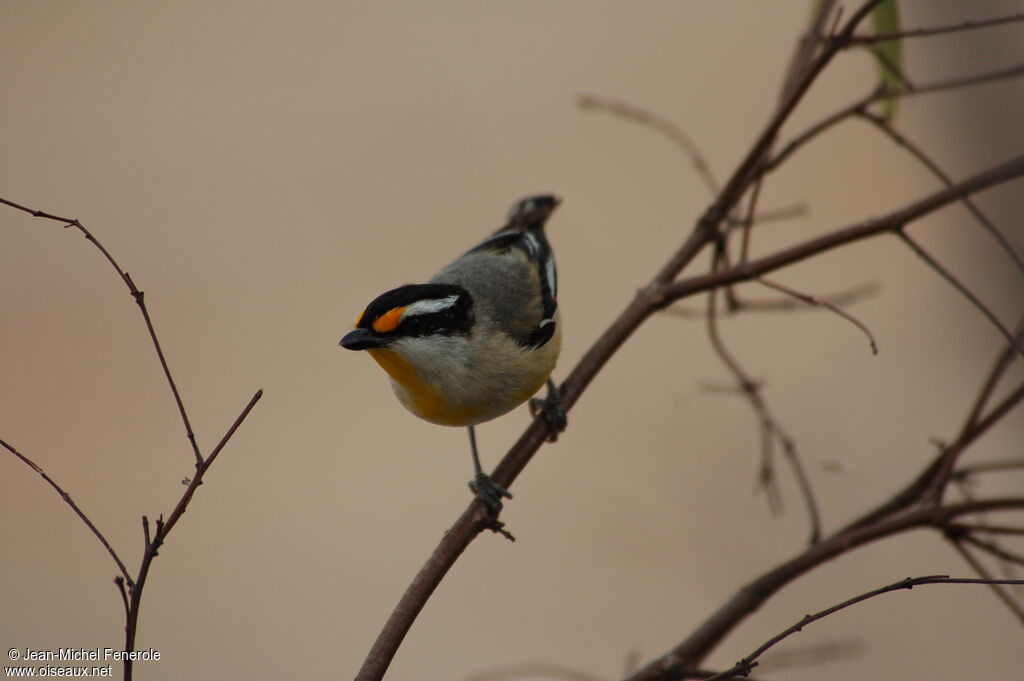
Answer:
339;195;565;512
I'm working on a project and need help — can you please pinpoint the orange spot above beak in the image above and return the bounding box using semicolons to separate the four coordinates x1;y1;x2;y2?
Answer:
372;306;405;333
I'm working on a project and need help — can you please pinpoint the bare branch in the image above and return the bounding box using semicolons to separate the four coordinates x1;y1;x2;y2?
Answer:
857;110;1024;278
736;172;765;266
122;389;262;679
756;276;878;354
949;541;1024;624
779;0;841;105
901;60;1024;98
847;13;1024;45
577;93;719;196
728;202;808;228
664;281;879;319
0;196;204;467
769;60;1024;174
766;92;876;172
959;532;1024;568
952;523;1024;537
934;381;1024;506
705;286;821;541
960;319;1024;435
660;153;1024;305
895;230;1019;354
156;389;263;546
114;576;130;619
0;436;132;585
654;0;886;288
955;459;1024;479
703;575;1024;681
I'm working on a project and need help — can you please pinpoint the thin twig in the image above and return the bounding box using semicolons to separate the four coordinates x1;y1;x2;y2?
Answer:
952;523;1024;537
122;389;262;680
766;92;876;172
960;319;1024;435
857;110;1024;278
660;153;1024;305
0;436;132;584
705;286;822;542
737;172;765;266
664;281;879;319
629;369;1024;681
577;93;720;196
779;0;841;106
756;276;879;354
0;196;204;467
768;59;1024;174
729;202;808;227
4;195;265;680
949;541;1024;624
847;13;1024;45
955;459;1024;480
703;575;1024;681
626;498;1024;681
896;229;1019;354
706;286;779;514
114;577;130;619
654;0;885;288
900;60;1024;98
912;323;1024;505
959;533;1024;568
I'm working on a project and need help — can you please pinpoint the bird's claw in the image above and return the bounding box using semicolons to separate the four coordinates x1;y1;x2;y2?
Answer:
469;472;512;515
529;382;567;442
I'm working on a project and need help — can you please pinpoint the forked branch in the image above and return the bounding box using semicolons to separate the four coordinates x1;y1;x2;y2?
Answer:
1;198;264;681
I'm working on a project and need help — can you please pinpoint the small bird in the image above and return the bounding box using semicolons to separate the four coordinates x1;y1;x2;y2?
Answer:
340;195;564;512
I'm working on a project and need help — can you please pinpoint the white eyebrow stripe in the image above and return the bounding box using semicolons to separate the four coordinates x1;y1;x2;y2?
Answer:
403;295;460;318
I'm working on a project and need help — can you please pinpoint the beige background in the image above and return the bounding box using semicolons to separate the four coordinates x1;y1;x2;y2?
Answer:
1;2;1022;680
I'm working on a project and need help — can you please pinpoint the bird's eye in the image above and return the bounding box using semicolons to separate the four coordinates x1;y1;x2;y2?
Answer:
404;316;425;335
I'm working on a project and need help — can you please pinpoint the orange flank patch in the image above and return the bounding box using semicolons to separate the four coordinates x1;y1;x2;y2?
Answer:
372;306;405;333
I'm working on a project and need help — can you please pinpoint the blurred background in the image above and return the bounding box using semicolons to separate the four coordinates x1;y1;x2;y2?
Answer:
1;2;1022;680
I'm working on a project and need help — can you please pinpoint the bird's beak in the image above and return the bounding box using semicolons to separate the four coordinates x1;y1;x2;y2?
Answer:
339;328;390;351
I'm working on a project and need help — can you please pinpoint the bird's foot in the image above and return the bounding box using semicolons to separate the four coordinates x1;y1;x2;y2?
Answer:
529;381;567;442
468;472;512;515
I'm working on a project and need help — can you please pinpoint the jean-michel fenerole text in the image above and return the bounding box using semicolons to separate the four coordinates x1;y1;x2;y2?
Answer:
18;649;159;662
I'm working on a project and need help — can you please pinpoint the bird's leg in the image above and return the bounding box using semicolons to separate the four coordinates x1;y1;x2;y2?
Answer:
529;378;567;442
466;425;512;514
